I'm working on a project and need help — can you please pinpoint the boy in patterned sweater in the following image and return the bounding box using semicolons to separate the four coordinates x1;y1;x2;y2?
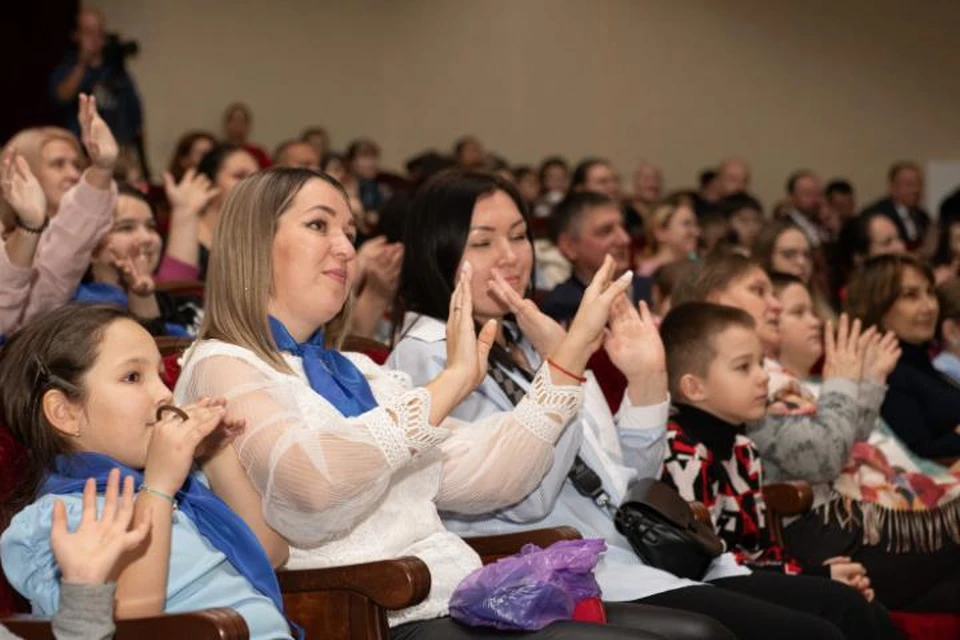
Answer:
657;303;891;615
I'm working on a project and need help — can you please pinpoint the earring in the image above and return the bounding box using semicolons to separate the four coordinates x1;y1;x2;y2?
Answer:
71;429;81;438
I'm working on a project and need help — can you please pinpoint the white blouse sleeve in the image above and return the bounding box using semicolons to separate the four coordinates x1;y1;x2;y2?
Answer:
435;364;583;514
176;349;448;548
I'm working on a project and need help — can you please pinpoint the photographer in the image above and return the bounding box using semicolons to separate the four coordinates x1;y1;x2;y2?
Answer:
49;8;144;174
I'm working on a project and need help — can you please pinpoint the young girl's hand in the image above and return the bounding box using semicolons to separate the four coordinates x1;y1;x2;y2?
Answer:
114;248;157;297
861;330;901;384
50;469;150;585
142;398;228;496
822;314;866;381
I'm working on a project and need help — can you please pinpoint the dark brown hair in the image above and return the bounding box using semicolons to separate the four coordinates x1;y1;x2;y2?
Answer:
167;130;217;183
660;302;756;399
0;305;130;526
671;251;762;307
846;254;934;330
751;220;806;276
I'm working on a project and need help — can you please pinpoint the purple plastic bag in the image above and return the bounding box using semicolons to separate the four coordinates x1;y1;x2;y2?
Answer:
449;538;606;631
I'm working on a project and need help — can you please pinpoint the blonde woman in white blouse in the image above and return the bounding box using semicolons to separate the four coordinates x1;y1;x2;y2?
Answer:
174;168;651;639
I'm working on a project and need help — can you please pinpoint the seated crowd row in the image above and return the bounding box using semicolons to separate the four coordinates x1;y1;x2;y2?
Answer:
0;97;959;640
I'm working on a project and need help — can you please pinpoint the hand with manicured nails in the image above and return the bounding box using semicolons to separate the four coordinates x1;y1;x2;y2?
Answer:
79;94;119;170
1;150;46;227
564;255;636;356
445;261;498;394
487;266;566;358
51;469;151;585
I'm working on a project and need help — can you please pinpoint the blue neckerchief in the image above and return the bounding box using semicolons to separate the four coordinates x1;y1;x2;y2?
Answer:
73;282;128;306
72;282;190;337
268;316;378;417
40;452;283;613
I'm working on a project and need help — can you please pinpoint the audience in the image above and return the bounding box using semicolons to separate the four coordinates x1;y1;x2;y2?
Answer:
629;162;663;223
782;170;826;248
717;192;763;254
272;139;320;170
715;157;751;198
0;305;291;638
299;126;330;162
8;20;960;635
658;302;899;639
49;7;143;169
862;162;931;252
541;192;651;324
221;103;270;169
192;143;258;279
166;131;216;184
847;254;960;459
172;167;640;637
1;96;118;337
768;272;960;613
388;168;885;640
635;193;699;277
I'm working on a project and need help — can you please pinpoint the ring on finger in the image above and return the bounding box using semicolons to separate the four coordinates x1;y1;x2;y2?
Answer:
156;404;189;423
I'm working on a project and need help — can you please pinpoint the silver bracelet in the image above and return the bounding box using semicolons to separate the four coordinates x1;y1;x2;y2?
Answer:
139;483;177;509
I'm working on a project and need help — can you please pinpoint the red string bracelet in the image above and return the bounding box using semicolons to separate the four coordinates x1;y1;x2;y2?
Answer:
547;358;587;384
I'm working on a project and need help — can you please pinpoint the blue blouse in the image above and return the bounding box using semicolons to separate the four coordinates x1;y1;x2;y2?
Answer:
1;490;291;639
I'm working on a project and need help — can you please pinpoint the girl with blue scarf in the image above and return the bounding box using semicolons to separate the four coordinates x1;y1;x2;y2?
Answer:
72;186;197;337
0;304;291;639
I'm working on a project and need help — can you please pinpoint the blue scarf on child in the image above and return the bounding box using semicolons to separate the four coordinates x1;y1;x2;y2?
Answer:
268;316;378;417
40;452;283;612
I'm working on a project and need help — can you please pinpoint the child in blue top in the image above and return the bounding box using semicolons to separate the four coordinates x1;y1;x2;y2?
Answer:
0;304;290;639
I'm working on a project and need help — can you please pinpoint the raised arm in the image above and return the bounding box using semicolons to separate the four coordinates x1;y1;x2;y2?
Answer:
20;95;118;328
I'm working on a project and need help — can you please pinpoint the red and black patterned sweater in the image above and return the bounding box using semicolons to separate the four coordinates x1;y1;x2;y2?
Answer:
658;403;827;577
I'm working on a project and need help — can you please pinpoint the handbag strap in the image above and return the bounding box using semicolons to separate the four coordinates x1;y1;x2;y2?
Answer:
488;361;616;516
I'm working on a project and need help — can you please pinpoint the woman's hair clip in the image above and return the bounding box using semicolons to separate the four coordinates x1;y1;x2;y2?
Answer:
32;356;51;387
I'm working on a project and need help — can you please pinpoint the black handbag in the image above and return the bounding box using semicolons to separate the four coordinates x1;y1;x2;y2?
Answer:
486;359;724;581
612;477;724;581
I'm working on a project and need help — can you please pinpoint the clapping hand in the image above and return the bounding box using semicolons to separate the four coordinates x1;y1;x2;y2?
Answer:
605;297;668;404
565;255;635;356
1;149;46;228
79;94;119;170
50;469;150;585
822;314;867;381
113;248;157;298
162;168;219;215
861;330;901;384
444;262;498;393
487;266;566;358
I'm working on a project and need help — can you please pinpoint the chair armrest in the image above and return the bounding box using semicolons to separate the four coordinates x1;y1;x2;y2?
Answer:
762;481;814;517
466;526;582;565
277;557;430;611
2;608;248;639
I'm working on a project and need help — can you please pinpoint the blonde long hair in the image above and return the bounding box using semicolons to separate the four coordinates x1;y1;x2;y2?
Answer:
1;127;82;231
198;167;354;374
643;192;696;256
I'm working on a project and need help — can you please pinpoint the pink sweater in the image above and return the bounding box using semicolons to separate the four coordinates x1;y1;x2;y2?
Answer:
0;178;117;335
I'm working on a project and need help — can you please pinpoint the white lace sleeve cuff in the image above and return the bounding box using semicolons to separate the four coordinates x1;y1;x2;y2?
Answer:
373;387;450;466
514;365;584;444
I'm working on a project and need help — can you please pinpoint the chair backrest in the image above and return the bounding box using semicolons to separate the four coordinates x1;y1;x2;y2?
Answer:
341;335;391;365
156;280;206;299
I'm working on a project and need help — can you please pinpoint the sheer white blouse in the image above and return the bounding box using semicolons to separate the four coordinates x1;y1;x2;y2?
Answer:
174;339;583;625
